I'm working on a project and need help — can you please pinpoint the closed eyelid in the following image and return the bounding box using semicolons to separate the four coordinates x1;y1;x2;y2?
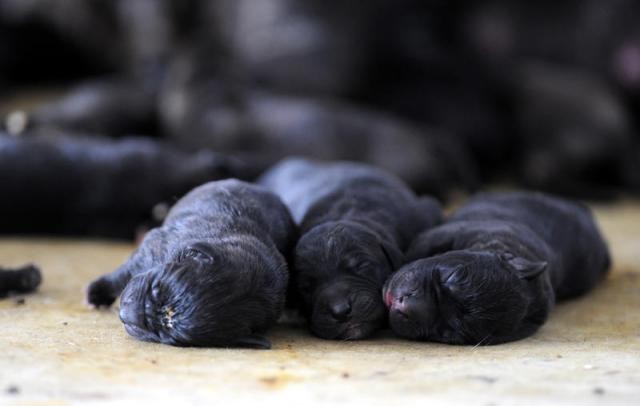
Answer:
440;271;457;286
178;247;214;263
342;255;376;274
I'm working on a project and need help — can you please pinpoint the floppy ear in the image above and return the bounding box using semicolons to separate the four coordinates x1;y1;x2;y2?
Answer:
502;254;548;280
234;335;272;350
379;240;404;271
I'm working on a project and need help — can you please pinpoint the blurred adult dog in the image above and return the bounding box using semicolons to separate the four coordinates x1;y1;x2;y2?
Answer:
0;132;248;238
87;180;295;348
260;158;442;340
384;192;610;345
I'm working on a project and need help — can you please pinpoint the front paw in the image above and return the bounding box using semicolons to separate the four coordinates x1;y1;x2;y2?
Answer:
87;277;117;308
15;264;42;292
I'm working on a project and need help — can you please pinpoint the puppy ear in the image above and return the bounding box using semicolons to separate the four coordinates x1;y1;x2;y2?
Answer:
379;240;404;271
502;254;548;280
234;335;272;350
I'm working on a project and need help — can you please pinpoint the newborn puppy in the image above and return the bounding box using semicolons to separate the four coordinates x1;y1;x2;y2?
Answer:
0;264;42;298
260;158;442;340
0;132;249;238
87;180;295;348
384;192;610;345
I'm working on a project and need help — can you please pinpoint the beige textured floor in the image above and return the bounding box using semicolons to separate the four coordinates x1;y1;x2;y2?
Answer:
0;202;639;405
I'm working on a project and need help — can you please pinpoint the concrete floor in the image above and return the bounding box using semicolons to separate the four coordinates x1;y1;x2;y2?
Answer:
0;202;639;405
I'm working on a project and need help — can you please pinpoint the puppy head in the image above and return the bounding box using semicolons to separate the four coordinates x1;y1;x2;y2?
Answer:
383;250;548;345
294;221;402;340
118;239;287;348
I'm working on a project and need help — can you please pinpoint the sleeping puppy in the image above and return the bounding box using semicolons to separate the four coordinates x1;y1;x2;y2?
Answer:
0;132;249;238
259;158;442;340
87;180;295;348
0;264;42;298
384;192;610;345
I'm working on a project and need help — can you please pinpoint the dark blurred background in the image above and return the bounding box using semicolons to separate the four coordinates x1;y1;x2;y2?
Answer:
1;0;639;239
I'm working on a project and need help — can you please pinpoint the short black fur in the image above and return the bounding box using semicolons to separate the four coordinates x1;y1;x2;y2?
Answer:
260;158;442;340
87;179;296;348
384;192;611;345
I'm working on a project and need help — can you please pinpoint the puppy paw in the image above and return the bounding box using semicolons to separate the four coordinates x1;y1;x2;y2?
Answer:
87;277;117;308
17;264;42;291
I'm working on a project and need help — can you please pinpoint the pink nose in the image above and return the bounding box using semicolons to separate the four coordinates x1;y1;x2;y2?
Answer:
386;293;409;313
384;292;394;308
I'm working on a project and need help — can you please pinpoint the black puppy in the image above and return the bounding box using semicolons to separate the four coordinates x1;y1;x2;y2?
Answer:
0;264;42;298
384;192;610;345
0;132;249;238
87;180;295;348
259;158;442;340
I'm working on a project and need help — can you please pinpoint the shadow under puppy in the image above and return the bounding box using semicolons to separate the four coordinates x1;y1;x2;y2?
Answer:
384;192;611;345
259;158;442;340
87;179;296;348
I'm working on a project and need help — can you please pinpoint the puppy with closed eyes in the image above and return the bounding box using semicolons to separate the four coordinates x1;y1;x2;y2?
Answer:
259;158;443;340
87;179;295;349
384;192;611;345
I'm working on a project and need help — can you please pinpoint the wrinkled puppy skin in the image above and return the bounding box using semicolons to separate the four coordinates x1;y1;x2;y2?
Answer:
384;191;611;345
87;180;295;349
0;264;42;298
259;158;442;340
0;132;249;238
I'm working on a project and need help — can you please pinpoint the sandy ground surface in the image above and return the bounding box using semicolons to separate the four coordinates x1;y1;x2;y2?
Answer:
0;201;638;405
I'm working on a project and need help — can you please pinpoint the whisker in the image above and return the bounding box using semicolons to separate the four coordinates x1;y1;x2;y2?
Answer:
473;333;493;349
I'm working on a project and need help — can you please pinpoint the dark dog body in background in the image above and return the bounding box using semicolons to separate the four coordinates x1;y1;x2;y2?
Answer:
2;0;640;202
23;78;159;137
159;68;478;199
87;179;296;348
0;132;249;238
384;192;610;345
511;64;636;199
0;264;42;298
260;158;442;340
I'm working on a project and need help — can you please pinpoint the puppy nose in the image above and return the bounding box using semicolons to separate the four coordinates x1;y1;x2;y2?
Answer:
330;301;352;321
390;294;412;315
119;303;144;326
